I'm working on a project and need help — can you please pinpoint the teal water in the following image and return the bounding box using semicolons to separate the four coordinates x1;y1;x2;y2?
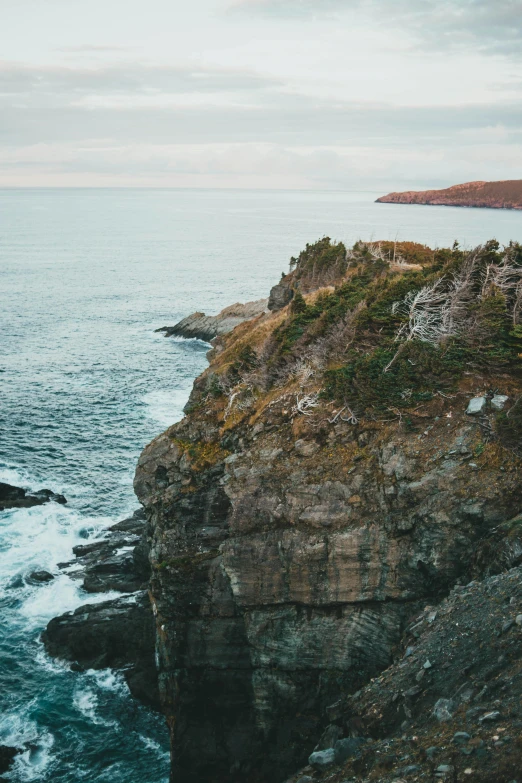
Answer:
1;188;522;782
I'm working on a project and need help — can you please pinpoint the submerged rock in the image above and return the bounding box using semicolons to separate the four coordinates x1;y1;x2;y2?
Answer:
28;570;54;583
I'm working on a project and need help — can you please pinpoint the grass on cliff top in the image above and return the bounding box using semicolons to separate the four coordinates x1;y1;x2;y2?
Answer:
198;237;522;423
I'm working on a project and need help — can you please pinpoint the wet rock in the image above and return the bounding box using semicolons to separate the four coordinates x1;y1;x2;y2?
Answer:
28;570;54;583
65;510;149;593
466;397;486;415
0;746;21;775
0;482;66;511
42;592;159;709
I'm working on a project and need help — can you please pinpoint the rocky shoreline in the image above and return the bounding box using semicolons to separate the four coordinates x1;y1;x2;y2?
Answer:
42;509;160;709
156;298;268;342
0;481;66;511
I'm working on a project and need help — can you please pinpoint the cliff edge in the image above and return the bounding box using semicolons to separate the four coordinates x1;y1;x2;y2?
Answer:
135;238;522;782
376;180;522;210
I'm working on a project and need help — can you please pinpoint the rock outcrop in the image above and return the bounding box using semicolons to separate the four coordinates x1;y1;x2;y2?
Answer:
0;482;66;511
376;179;522;210
135;237;522;782
156;299;268;342
42;509;160;709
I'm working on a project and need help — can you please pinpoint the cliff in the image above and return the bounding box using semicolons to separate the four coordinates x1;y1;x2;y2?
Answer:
286;564;522;783
376;180;522;210
134;238;522;782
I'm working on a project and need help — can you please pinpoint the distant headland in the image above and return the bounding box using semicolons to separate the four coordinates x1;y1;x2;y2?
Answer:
376;179;522;210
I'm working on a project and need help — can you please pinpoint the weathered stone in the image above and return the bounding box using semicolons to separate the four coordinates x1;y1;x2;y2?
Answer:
308;748;335;769
268;281;293;311
433;698;454;722
491;394;509;410
294;439;320;457
466;397;486;415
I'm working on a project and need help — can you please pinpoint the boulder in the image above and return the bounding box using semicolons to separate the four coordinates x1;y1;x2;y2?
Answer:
308;748;336;769
491;394;509;410
466;397;486;415
28;570;54;583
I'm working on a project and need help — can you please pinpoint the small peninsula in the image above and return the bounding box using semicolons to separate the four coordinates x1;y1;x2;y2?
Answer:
377;179;522;210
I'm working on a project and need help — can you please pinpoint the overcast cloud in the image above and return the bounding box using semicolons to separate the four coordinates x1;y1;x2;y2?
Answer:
1;0;521;188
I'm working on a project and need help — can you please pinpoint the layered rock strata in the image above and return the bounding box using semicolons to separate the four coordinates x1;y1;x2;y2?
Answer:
135;385;522;782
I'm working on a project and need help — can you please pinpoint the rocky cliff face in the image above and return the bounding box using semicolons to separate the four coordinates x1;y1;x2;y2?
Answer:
134;238;522;782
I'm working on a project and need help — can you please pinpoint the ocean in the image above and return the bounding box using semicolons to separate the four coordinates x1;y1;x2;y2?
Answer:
1;187;521;782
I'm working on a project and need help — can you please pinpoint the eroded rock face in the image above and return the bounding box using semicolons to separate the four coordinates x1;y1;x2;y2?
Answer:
134;403;521;782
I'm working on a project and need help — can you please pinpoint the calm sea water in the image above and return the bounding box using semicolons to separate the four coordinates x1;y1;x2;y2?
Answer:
1;188;522;782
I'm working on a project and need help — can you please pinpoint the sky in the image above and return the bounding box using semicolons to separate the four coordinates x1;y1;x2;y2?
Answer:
1;0;522;189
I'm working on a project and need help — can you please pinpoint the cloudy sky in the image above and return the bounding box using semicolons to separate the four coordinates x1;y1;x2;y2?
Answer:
2;0;522;189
